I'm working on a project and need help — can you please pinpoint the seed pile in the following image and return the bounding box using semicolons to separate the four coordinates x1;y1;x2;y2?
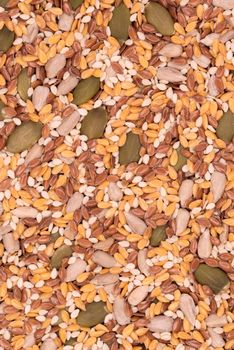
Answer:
0;0;234;349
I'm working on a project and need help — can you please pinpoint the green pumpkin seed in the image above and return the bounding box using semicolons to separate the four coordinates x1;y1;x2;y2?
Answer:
17;68;31;102
194;264;229;294
150;225;167;247
0;100;6;121
216;110;234;144
65;338;77;346
70;0;83;10
145;2;174;36
119;132;141;165
174;146;187;171
6;121;42;154
0;26;15;53
50;232;60;243
51;245;73;269
109;3;130;42
77;301;108;327
80;107;107;140
0;0;8;8
73;77;100;106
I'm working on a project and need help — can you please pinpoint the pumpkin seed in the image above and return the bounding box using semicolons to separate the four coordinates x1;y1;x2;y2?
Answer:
0;0;8;8
77;301;108;327
50;232;60;243
0;100;6;120
109;3;130;42
17;68;30;101
70;0;83;10
73;77;100;106
80;107;107;140
51;245;73;269
145;2;174;36
194;264;229;294
65;338;77;346
6;121;42;154
0;26;15;53
119;132;141;165
174;146;187;171
216;110;234;143
150;225;167;247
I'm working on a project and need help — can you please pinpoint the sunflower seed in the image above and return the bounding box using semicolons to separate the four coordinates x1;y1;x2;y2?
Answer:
41;339;57;350
58;13;74;32
148;316;173;332
25;143;43;164
91;273;119;286
137;249;150;276
7;121;42;153
179;179;193;207
157;67;186;82
22;23;38;44
77;301;107;327
206;314;227;327
66;191;83;213
208;328;225;348
109;3;130;42
210;171;226;203
57;110;80;136
159;44;182;57
145;2;174;36
213;0;234;9
125;212;147;235
65;258;87;282
45;54;66;79
57;76;78;95
175;209;190;235
23;333;35;348
180;294;197;327
92;251;117;268
113;296;130;326
197;230;212;259
108;182;123;202
12;206;38;218
3;233;19;254
93;237;114;251
193;54;211;68
200;33;219;46
220;29;234;43
32;86;50;111
128;286;149;306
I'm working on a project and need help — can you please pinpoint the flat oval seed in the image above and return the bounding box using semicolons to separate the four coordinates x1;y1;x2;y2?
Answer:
145;2;174;36
174;146;187;171
216;110;234;143
17;68;30;101
150;225;167;247
77;301;107;327
0;26;14;53
119;132;141;165
6;121;42;153
80;107;107;140
51;245;73;269
70;0;84;10
109;3;130;42
194;264;229;294
73;77;100;106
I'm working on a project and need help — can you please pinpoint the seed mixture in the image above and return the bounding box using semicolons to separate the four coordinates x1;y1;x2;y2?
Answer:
0;0;234;349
